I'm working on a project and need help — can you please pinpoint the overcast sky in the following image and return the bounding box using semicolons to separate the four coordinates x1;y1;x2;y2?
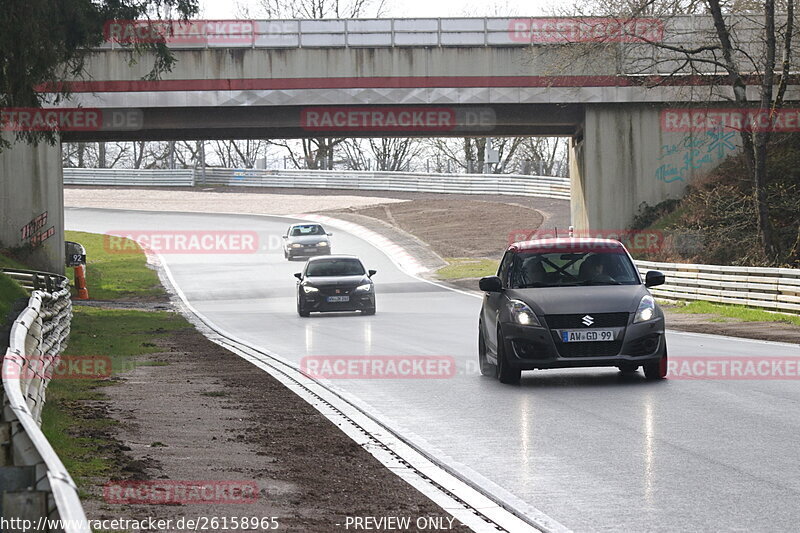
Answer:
198;0;555;19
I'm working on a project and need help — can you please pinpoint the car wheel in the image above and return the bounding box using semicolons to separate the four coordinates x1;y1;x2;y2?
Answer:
644;348;668;380
496;327;521;385
478;325;495;376
297;297;310;317
618;363;639;374
362;306;376;315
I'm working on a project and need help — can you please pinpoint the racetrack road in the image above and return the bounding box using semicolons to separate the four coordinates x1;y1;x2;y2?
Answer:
67;207;800;533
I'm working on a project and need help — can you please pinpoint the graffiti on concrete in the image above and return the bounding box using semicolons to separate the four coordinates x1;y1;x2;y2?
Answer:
655;129;737;183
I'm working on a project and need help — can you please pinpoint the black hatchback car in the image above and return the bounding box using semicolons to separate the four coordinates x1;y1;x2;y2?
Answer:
478;238;667;384
295;255;376;316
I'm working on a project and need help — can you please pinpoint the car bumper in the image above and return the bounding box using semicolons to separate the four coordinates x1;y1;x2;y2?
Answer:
499;317;665;370
301;292;375;312
288;247;330;257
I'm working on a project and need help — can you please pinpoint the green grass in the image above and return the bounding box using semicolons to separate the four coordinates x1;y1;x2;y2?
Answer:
0;272;28;323
436;258;498;280
40;306;190;482
64;230;165;300
670;300;800;326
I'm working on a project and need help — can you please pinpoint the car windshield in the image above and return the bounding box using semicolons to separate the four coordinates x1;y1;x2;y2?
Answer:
306;258;365;277
291;224;326;237
505;250;640;288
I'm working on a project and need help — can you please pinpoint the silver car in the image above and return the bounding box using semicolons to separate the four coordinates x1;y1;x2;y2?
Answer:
283;223;332;260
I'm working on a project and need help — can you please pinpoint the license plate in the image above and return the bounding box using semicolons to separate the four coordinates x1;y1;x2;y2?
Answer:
561;329;615;342
326;295;350;303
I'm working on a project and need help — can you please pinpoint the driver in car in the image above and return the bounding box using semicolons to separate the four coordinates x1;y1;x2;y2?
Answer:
578;254;617;283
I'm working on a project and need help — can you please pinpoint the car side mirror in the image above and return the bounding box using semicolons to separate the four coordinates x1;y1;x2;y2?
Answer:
282;235;288;239
368;269;377;277
645;270;665;287
327;232;333;236
294;272;303;280
479;275;503;292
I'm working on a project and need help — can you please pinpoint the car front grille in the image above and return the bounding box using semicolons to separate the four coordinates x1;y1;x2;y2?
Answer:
554;339;624;358
544;312;630;329
318;286;357;296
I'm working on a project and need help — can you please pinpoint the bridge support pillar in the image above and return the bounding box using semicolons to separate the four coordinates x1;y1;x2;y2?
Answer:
571;104;738;232
0;135;64;273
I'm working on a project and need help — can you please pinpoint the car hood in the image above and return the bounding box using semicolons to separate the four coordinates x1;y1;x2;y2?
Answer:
506;284;648;316
289;235;329;244
304;275;369;287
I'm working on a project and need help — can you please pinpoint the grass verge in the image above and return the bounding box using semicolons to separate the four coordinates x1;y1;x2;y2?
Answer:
435;258;498;280
39;231;188;487
0;272;28;324
669;300;800;326
64;230;165;300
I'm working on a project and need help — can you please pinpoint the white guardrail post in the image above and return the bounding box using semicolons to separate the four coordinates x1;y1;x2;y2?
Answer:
1;268;89;533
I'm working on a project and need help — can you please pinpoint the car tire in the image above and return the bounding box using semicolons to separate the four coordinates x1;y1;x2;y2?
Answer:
496;327;521;385
297;298;310;317
644;348;668;380
478;325;495;376
362;306;376;315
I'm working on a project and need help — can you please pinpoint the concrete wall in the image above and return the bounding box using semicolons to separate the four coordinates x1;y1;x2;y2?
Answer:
0;135;64;273
573;103;742;231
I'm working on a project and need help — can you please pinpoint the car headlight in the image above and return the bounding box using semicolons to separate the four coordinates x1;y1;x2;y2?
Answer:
302;285;319;294
634;294;656;323
317;241;329;247
355;283;372;292
508;299;541;326
291;243;303;248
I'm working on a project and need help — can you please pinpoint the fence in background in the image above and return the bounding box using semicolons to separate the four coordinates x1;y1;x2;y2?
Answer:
1;269;88;532
63;167;572;200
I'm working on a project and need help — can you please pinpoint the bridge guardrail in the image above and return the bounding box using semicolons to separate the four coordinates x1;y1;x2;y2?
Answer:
634;260;800;313
63;168;572;200
1;268;88;533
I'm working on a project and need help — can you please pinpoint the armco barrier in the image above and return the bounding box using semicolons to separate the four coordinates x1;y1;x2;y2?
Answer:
634;260;800;313
1;269;89;532
64;167;572;200
63;168;195;187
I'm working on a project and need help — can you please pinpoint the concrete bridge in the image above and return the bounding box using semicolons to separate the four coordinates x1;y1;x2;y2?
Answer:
4;16;798;271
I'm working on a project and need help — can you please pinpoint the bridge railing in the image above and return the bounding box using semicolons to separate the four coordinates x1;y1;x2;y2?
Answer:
63;168;572;200
1;269;89;532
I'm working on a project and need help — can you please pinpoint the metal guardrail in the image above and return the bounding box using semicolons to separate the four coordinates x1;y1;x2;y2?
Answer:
63;168;572;200
1;269;88;533
63;168;194;187
635;260;800;313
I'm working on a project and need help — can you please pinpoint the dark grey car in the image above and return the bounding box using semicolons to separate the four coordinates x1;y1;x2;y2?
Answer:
478;238;667;384
283;223;332;260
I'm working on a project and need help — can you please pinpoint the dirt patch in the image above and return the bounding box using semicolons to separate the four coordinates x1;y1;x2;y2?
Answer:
326;199;544;259
78;307;470;532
